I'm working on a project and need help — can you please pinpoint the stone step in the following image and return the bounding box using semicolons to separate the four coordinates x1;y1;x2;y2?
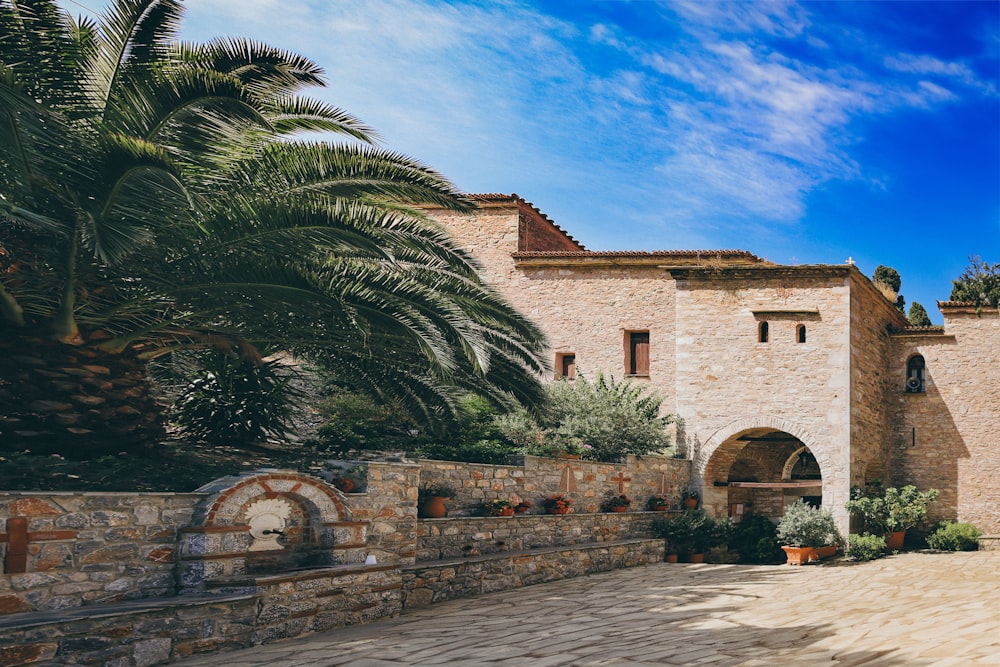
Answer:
403;537;664;608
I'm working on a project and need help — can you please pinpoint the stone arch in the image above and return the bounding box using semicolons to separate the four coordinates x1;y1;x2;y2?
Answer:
203;471;350;527
695;415;834;520
179;470;368;592
696;415;830;482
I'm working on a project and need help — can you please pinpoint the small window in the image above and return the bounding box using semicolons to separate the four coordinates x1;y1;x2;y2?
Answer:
797;324;806;343
556;353;576;380
758;321;769;343
905;355;925;393
626;331;650;376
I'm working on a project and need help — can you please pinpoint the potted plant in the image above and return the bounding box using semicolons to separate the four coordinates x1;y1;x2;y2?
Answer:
324;462;367;493
682;488;699;510
653;509;728;563
845;484;939;551
601;494;632;513
482;499;515;517
776;500;841;565
647;494;671;511
513;500;533;514
418;483;457;518
542;493;572;515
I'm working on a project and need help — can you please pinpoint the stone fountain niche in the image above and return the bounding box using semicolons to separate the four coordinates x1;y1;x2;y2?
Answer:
179;470;369;593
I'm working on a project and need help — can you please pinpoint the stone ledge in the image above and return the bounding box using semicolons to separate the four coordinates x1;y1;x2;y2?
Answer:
0;592;254;631
978;535;999;552
410;537;661;568
402;538;664;608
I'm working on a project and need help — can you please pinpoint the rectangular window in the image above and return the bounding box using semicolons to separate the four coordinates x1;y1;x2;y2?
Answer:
626;331;650;376
556;353;576;380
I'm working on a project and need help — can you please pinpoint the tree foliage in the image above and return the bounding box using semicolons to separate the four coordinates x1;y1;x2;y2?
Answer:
872;265;905;312
497;373;673;462
907;302;932;327
0;0;547;451
950;256;1000;313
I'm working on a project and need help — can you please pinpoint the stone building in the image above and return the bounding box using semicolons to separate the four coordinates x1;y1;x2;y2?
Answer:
429;194;1000;536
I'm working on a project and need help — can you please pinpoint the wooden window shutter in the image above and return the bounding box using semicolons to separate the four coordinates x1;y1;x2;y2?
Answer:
629;332;650;375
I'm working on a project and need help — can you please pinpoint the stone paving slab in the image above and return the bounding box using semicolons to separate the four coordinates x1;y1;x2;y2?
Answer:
175;551;999;666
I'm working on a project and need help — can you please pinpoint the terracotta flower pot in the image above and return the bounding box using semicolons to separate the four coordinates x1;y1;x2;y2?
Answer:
651;505;669;512
885;530;906;551
782;545;837;565
683;497;698;510
419;496;447;518
665;554;679;563
684;553;705;563
610;506;627;513
499;507;515;516
548;507;570;515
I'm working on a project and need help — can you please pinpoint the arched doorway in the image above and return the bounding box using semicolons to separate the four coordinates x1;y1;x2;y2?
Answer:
703;427;823;524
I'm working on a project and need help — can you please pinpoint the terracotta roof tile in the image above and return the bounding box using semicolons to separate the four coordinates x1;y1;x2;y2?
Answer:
512;249;760;259
470;193;584;249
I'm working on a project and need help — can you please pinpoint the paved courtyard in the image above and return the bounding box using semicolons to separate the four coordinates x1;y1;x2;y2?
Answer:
177;551;999;666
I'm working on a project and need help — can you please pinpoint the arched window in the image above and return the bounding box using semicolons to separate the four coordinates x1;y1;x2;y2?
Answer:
796;324;806;343
758;321;769;343
905;355;925;393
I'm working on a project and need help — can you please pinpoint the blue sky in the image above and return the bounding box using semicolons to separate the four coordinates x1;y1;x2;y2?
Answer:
70;0;999;323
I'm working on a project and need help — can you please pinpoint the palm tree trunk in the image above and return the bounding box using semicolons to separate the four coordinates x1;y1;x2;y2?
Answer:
0;328;165;456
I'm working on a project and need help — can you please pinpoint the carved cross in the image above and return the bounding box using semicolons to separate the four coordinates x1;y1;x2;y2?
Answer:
657;472;668;495
0;518;75;574
559;464;578;492
611;472;631;494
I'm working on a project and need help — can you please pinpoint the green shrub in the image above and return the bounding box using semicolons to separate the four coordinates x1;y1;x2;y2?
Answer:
730;514;783;563
776;501;841;547
927;522;981;551
172;353;302;446
846;533;886;561
497;373;673;462
653;510;730;555
415;439;514;465
845;484;939;533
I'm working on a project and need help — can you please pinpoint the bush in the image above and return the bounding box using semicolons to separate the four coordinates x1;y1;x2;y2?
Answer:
172;353;302;446
497;373;673;462
654;510;730;555
927;522;981;551
730;514;783;564
314;389;421;455
845;484;939;533
416;439;514;464
846;533;886;561
776;501;841;547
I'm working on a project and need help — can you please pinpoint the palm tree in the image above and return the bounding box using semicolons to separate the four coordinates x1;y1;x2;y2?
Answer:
0;0;546;455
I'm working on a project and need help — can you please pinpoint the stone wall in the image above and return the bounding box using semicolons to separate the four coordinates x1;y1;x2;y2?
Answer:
0;563;405;666
674;268;855;532
0;463;419;615
0;492;199;615
892;306;1000;532
417;454;690;517
0;594;258;666
403;538;664;608
847;273;911;494
432;200;680;411
204;563;403;645
416;511;671;560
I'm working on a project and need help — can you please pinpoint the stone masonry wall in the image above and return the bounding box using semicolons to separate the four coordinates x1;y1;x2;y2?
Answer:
892;307;1000;532
847;273;911;495
416;512;672;560
0;492;199;615
417;454;690;517
431;201;680;414
403;538;664;608
674;270;855;532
